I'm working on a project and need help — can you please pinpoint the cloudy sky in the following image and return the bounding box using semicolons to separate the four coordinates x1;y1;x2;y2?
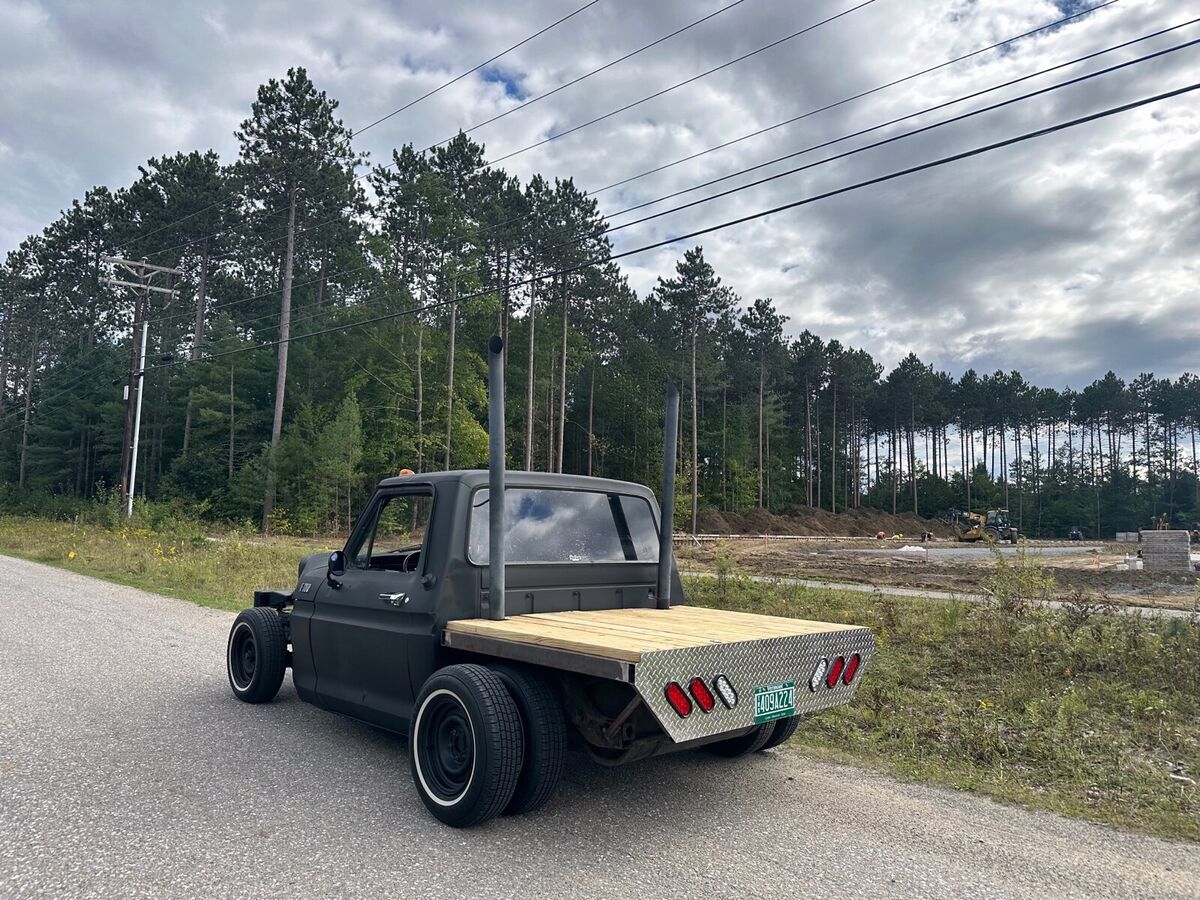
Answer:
1;0;1197;384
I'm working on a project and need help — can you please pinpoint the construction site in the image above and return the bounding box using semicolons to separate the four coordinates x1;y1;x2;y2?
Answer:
677;508;1200;611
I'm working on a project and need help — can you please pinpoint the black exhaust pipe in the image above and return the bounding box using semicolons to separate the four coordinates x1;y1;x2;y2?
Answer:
487;336;506;620
656;383;679;609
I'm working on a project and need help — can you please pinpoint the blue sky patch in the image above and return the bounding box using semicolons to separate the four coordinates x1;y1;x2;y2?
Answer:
481;66;525;101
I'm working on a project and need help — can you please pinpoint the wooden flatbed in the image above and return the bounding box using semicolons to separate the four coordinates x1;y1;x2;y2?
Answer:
443;605;863;666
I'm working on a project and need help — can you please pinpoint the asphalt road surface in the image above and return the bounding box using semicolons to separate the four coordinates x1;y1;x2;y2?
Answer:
1;556;1196;899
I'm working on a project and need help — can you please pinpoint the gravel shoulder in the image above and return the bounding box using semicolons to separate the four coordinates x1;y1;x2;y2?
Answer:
0;555;1196;899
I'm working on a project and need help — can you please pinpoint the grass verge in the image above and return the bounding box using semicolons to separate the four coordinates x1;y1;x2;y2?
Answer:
0;516;324;612
0;515;1195;841
686;572;1200;842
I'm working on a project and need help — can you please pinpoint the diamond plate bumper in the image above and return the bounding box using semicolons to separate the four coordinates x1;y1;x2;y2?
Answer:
633;626;876;743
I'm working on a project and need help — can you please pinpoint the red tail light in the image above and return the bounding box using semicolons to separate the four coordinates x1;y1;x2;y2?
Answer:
688;677;715;713
825;656;845;688
665;682;692;717
842;653;861;684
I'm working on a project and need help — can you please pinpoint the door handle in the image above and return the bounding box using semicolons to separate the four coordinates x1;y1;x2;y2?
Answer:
380;592;409;606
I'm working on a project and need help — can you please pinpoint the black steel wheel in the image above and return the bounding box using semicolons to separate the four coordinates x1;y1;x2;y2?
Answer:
492;664;567;816
705;723;775;758
761;715;801;750
410;664;524;828
226;607;286;704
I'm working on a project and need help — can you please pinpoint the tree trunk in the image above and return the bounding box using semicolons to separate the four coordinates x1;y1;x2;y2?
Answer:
502;249;511;370
262;183;298;534
757;359;765;508
18;336;37;490
557;277;567;473
524;282;536;471
804;380;812;507
909;397;918;516
444;276;457;471
830;387;837;514
228;365;236;481
416;317;424;470
722;384;728;511
690;321;699;534
587;362;595;477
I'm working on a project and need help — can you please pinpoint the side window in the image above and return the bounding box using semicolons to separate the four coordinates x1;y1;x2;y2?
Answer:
352;493;431;570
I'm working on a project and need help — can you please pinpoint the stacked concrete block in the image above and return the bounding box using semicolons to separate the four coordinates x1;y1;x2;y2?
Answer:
1139;530;1192;572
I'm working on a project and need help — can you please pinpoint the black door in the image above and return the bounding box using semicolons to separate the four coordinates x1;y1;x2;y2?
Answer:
309;490;434;732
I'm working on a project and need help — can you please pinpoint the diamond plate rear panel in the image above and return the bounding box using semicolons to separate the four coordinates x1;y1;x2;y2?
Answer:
633;627;876;743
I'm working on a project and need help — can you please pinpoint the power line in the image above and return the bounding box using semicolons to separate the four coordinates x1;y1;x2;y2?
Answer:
148;0;1116;279
139;16;1187;336
353;0;606;136
482;0;881;167
123;0;605;252
139;80;1199;375
592;32;1200;241
424;0;754;147
5;74;1192;437
589;0;1120;195
140;0;873;264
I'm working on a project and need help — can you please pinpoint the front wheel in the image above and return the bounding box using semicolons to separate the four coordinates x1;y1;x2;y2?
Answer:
410;664;525;828
227;607;286;703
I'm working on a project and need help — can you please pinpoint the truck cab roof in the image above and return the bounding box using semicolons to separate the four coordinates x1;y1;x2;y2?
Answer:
377;469;657;501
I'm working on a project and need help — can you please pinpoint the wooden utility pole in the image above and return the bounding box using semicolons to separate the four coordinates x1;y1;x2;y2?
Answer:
102;256;180;516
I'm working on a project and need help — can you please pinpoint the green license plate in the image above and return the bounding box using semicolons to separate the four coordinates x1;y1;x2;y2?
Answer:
753;680;796;724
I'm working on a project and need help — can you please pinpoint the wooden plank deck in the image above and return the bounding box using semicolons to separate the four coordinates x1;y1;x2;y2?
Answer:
443;605;863;664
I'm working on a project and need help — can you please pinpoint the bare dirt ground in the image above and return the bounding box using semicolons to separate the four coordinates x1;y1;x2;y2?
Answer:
677;537;1200;612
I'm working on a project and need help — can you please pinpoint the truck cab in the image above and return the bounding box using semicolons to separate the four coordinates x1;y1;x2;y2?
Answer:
285;470;675;736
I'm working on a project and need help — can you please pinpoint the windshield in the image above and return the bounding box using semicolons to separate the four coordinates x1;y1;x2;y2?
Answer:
468;487;660;564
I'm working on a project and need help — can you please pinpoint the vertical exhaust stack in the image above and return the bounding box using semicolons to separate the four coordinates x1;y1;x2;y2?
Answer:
487;336;506;620
657;383;680;609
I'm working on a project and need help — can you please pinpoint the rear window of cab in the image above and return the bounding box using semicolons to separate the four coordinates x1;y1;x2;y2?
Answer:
468;487;660;564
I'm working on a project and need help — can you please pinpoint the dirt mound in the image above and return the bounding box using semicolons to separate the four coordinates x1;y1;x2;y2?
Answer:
694;507;731;533
694;505;952;539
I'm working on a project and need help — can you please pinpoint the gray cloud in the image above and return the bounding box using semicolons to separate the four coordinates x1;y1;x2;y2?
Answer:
1;0;1197;384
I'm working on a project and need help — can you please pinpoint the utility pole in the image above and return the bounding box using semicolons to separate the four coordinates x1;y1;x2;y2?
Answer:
102;257;180;517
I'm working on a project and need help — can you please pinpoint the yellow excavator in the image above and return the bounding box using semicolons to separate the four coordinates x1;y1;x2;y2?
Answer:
951;508;1019;544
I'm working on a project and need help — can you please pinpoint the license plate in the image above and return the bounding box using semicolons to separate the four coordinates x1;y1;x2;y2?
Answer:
753;680;796;724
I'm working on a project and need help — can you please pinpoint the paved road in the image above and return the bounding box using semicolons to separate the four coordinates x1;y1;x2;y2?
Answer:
1;557;1196;899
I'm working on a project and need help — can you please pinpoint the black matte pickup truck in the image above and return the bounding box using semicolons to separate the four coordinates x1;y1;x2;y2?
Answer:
226;339;874;827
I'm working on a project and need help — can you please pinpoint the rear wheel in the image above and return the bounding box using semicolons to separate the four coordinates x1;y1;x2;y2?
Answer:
492;664;567;816
705;723;774;758
761;715;801;750
410;664;524;828
226;607;286;703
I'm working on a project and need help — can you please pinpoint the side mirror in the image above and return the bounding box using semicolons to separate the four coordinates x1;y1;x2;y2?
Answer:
327;550;345;588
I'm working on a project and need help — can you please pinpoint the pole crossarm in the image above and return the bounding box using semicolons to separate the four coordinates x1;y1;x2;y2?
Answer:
101;277;179;296
101;256;182;277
